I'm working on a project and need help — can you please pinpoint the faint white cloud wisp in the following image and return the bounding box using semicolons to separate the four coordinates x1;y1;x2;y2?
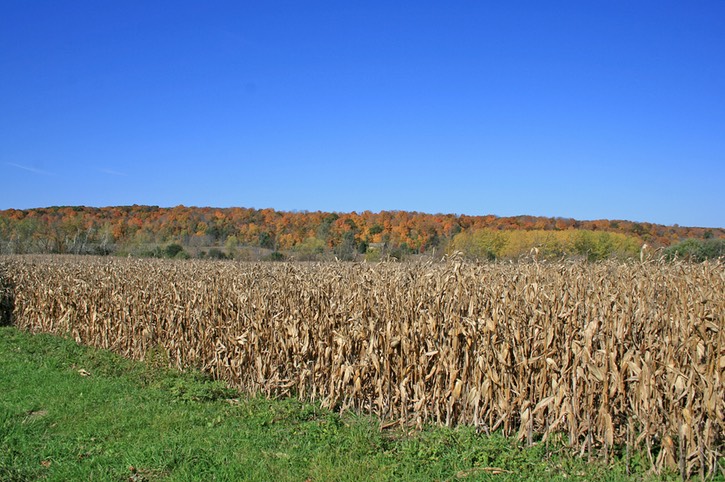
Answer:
5;162;54;176
97;168;128;177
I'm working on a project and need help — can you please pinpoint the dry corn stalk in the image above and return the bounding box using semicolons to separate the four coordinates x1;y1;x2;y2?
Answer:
1;254;723;477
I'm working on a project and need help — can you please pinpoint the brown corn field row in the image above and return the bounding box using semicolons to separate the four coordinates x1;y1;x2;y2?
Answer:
1;255;723;478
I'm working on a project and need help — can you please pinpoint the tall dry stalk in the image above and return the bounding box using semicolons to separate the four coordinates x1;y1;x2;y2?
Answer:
2;254;723;477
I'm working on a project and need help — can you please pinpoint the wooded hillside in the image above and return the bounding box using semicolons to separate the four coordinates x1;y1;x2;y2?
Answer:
1;205;722;260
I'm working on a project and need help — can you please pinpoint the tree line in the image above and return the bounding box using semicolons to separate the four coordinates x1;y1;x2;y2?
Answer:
0;205;722;261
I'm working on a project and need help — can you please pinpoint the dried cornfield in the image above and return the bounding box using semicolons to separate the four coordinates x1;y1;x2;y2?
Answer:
1;255;723;478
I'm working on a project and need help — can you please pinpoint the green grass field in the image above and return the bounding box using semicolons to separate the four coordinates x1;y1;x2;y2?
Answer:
0;326;690;481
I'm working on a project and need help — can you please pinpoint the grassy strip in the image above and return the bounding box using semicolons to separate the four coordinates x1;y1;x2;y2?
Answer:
0;327;682;481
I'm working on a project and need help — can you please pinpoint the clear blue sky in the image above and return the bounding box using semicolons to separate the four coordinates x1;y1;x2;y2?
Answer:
1;1;723;227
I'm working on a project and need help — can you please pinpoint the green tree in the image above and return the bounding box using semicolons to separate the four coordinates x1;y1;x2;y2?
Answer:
295;237;325;261
164;243;185;258
369;224;383;236
574;231;597;261
258;232;275;250
224;235;240;258
316;213;339;246
664;238;725;262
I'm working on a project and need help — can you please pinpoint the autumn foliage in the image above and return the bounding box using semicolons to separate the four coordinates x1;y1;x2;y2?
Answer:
0;205;721;259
